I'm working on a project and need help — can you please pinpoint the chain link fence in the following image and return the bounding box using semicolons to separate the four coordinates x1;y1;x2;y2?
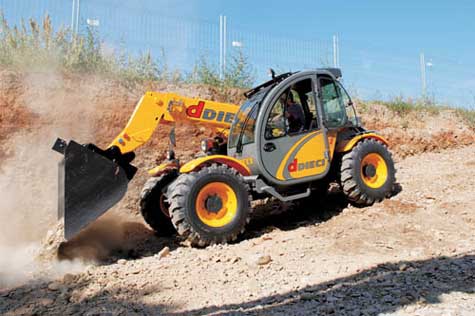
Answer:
0;0;331;79
1;0;473;107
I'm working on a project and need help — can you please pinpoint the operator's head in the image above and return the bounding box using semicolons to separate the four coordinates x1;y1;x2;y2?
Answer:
287;92;295;104
279;93;287;105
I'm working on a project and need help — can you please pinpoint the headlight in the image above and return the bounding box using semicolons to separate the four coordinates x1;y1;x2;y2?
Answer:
201;138;215;153
166;149;175;160
201;139;209;153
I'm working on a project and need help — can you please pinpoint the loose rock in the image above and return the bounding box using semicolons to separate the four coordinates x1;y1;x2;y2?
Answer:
157;247;170;259
48;282;62;291
257;255;272;265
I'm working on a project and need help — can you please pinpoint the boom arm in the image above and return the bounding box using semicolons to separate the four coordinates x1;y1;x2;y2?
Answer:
53;91;239;240
109;92;240;154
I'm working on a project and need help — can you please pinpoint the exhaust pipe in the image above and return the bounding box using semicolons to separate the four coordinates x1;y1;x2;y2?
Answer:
52;138;137;240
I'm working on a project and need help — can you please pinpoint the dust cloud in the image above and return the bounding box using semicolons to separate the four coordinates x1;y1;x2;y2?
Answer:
0;71;117;288
55;214;150;262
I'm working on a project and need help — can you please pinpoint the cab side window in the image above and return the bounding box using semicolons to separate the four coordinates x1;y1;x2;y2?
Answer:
265;78;318;139
265;90;287;139
320;77;347;128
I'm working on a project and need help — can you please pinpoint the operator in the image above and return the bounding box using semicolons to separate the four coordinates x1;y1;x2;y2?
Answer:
284;92;305;133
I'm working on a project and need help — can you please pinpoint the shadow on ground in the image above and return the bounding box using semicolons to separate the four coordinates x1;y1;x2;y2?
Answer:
245;181;403;240
174;252;475;315
1;253;474;315
243;191;349;240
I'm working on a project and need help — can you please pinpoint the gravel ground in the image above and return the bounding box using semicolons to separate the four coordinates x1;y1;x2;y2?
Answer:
1;145;475;315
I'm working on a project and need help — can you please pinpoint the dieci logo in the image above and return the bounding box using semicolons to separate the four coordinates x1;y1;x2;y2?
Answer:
288;158;326;172
186;101;235;123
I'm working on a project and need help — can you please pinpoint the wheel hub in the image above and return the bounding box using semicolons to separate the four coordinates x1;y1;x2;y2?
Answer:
205;194;223;214
360;153;389;189
363;164;376;178
195;182;238;228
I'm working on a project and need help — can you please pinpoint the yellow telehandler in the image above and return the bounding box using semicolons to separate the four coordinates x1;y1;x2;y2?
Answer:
53;69;396;246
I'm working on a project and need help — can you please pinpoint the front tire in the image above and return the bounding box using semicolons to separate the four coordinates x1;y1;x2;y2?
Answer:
139;173;177;236
168;164;251;247
340;138;396;206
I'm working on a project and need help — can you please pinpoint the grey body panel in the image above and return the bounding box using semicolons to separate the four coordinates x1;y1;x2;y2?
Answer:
229;142;261;175
260;132;310;178
256;71;332;186
229;69;343;186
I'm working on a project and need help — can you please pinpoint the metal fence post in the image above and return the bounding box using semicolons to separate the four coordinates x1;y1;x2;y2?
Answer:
71;0;76;32
219;15;227;79
75;0;80;34
420;52;426;97
223;15;227;76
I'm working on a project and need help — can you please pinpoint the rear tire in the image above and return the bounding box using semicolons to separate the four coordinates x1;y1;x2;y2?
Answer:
168;164;251;247
340;138;396;206
139;172;177;236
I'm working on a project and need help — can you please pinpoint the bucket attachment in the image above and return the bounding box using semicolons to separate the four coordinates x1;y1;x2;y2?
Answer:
53;138;137;240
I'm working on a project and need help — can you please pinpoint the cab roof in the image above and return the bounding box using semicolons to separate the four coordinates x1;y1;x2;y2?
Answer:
244;68;342;98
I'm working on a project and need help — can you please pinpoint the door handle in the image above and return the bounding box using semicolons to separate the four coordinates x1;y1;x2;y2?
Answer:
264;142;276;152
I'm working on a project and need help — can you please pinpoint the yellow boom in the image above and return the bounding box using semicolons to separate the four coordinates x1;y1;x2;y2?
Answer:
109;92;239;154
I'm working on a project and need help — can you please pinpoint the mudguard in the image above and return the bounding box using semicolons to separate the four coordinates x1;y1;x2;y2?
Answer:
337;132;389;153
179;155;251;176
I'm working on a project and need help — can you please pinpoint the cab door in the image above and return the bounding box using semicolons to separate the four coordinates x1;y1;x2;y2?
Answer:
317;75;352;159
318;75;350;129
259;76;330;184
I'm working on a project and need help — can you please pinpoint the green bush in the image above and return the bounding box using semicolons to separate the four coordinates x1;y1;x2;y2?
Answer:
188;56;222;87
378;96;447;116
223;50;255;88
0;13;254;89
381;96;414;115
188;50;255;89
455;106;475;129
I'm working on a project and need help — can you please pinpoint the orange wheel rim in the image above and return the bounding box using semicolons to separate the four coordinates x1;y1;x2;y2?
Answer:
360;153;388;189
195;182;238;228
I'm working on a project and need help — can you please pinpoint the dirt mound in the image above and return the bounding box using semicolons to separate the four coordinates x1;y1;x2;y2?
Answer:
360;103;475;158
0;70;35;162
1;70;472;167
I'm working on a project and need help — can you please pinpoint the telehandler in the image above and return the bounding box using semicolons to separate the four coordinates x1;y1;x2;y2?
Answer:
53;69;396;246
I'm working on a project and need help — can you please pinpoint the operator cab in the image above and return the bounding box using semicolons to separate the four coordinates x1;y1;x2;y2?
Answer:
228;69;359;185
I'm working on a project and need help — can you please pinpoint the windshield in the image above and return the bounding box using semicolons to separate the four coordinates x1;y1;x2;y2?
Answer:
228;89;268;148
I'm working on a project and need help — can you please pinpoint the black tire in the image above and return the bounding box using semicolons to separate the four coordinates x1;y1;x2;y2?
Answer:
139;172;178;236
340;138;396;206
168;164;251;247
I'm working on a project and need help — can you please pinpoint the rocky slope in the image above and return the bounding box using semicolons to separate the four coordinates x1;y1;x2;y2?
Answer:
0;69;474;315
1;145;475;315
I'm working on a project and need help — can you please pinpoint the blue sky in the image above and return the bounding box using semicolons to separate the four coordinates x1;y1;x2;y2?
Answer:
1;0;474;107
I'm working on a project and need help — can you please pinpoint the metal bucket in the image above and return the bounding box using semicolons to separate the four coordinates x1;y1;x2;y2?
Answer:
53;139;136;240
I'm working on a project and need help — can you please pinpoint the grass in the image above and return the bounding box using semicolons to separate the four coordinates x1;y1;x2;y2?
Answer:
0;13;254;89
378;96;446;115
359;95;449;117
357;95;475;130
455;106;475;129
